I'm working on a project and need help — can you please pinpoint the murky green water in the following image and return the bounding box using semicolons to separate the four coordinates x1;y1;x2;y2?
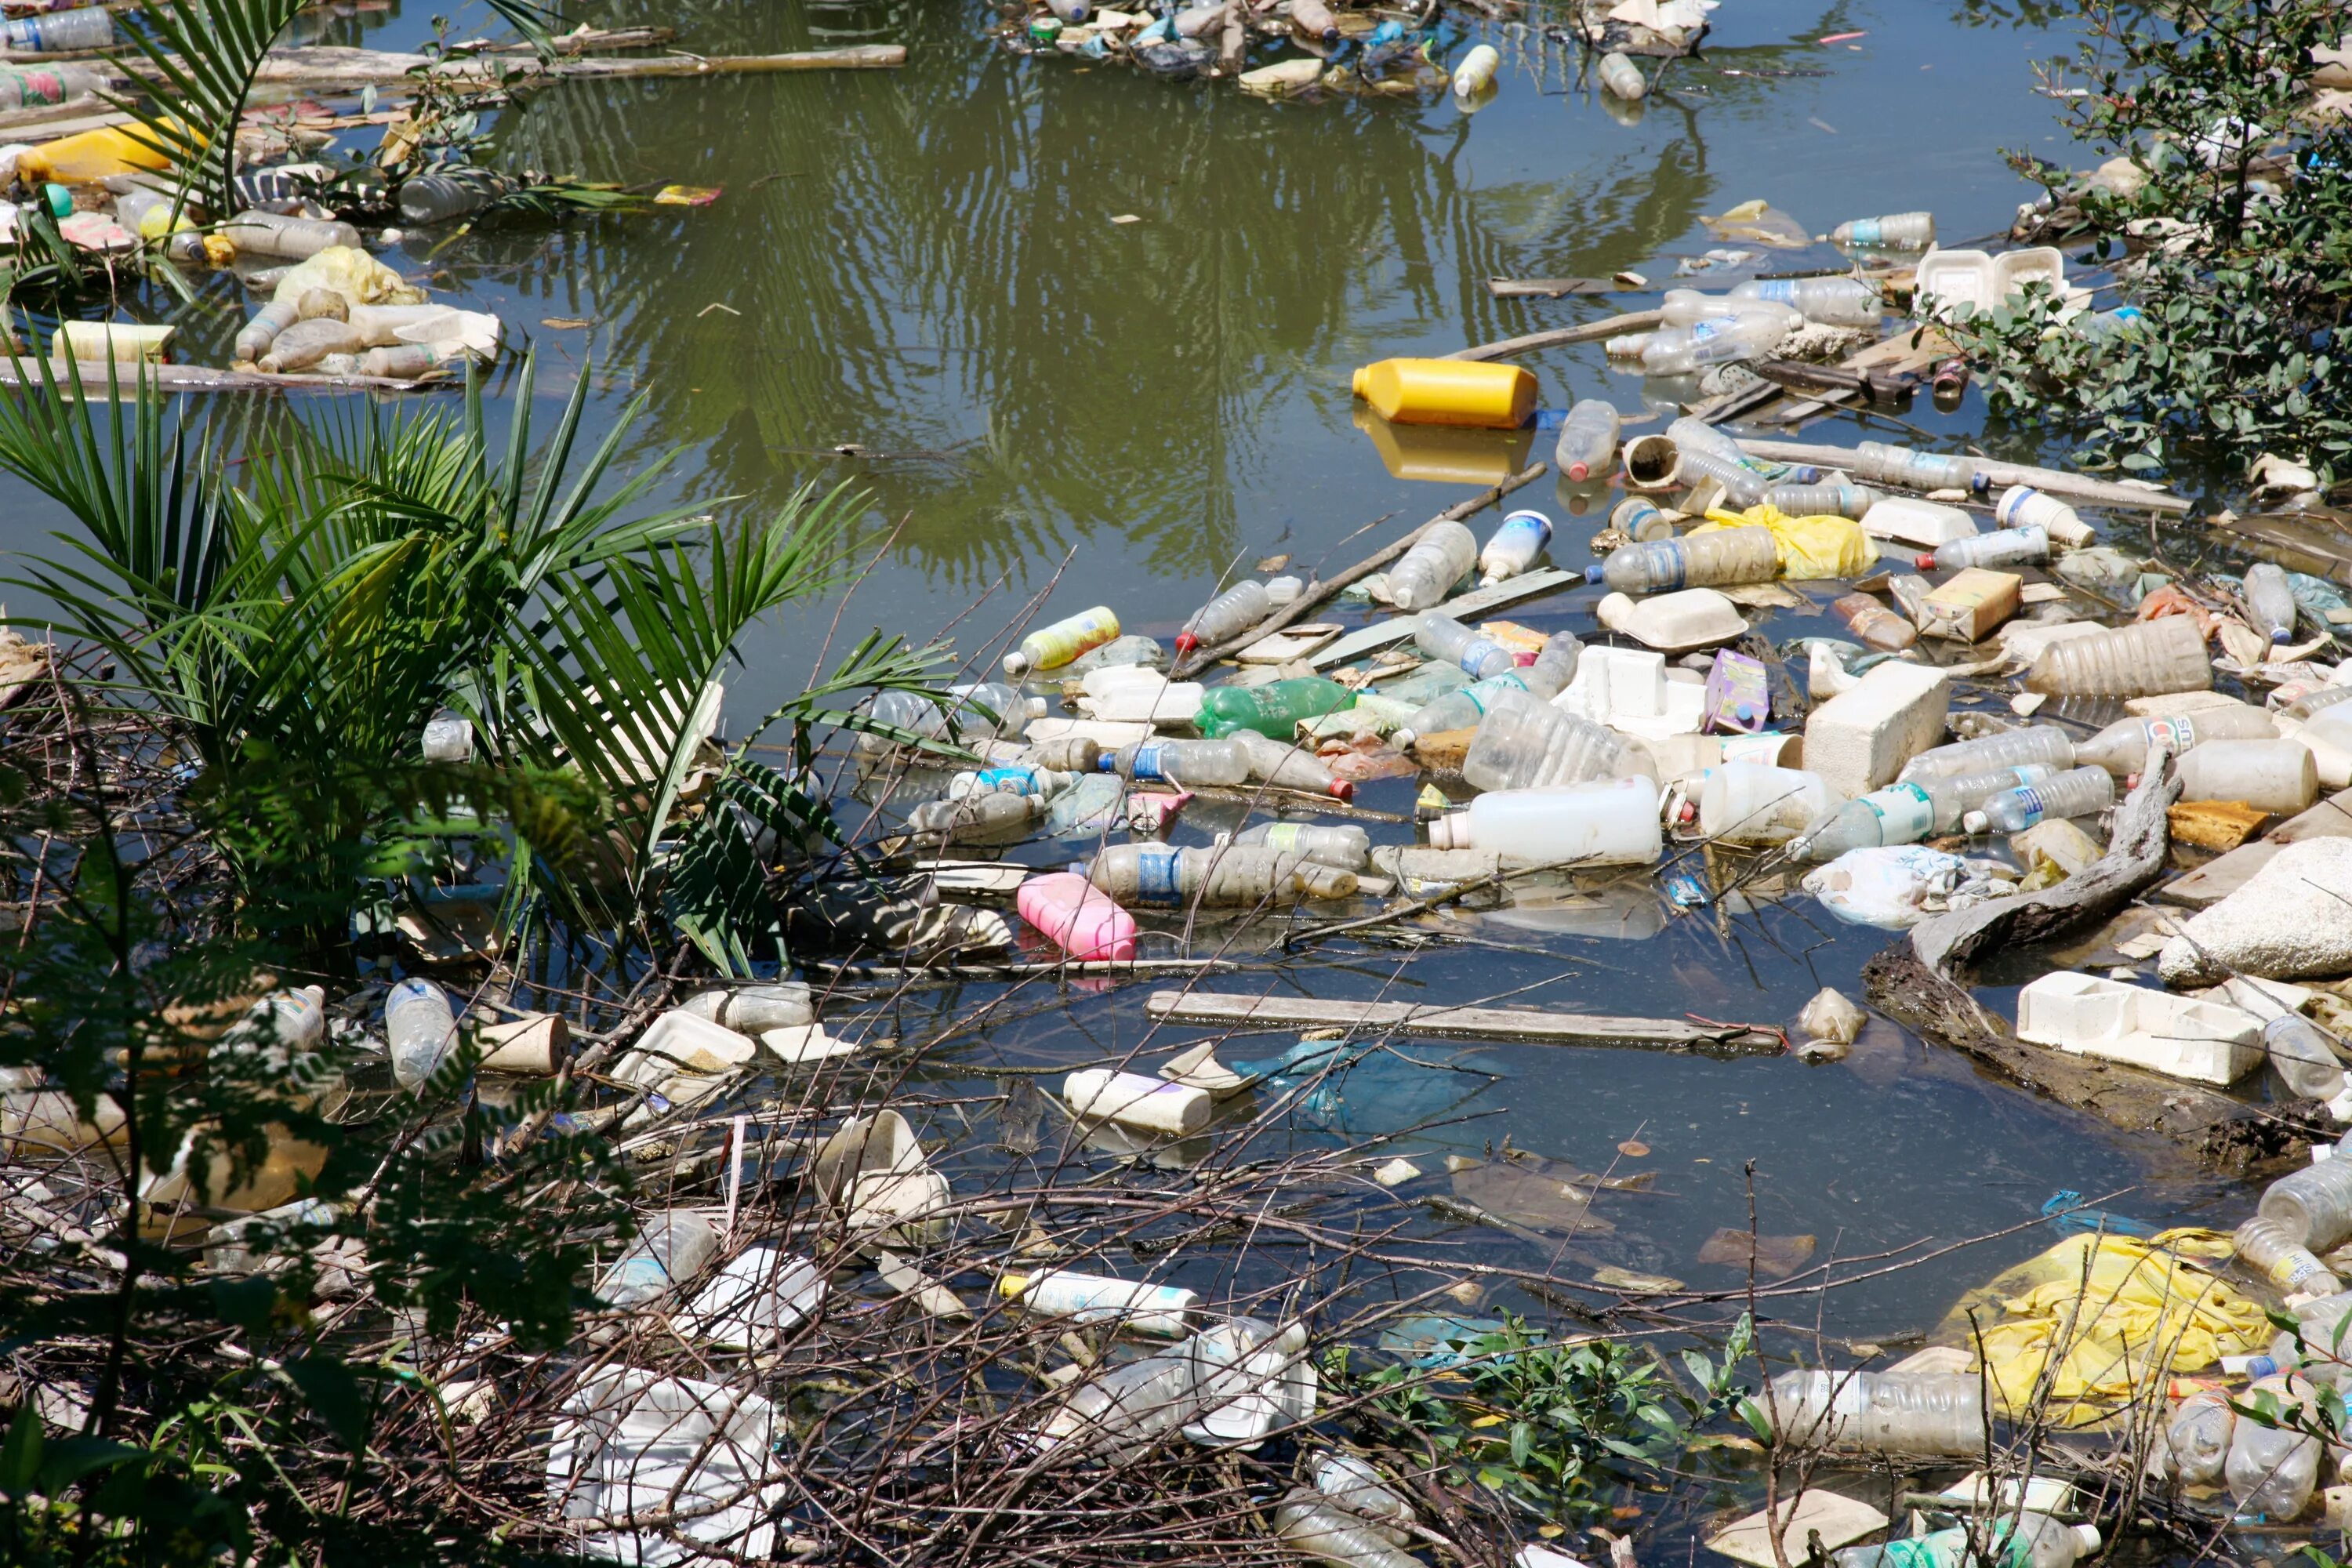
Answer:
4;0;2273;1334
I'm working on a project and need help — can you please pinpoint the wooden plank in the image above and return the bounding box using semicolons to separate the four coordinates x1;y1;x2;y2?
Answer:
1307;568;1578;671
1484;278;1623;299
1143;989;1780;1052
1448;310;1661;363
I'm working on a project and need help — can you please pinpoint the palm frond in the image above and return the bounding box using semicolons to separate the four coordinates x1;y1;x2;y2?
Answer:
107;0;312;209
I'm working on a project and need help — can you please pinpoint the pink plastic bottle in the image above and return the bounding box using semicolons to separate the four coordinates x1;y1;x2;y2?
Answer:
1017;872;1138;962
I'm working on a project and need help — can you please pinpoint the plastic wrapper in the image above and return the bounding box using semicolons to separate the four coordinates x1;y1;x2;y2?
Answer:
270;245;428;309
1800;845;2005;928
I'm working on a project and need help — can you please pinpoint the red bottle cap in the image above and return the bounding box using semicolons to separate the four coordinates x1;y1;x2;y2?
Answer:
1173;631;1200;656
1913;553;1938;570
1327;779;1356;802
1566;461;1591;481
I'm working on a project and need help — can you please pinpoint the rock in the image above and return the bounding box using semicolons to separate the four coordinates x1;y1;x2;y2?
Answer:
2158;839;2352;986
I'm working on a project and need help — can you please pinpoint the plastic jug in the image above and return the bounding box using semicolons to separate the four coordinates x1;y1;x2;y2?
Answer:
1965;765;2114;833
1425;778;1662;866
1552;399;1620;481
1385;521;1479;611
1479;509;1552;586
1697;763;1835;848
1415;612;1519;680
1351;357;1533;430
1587;527;1778;594
2074;708;2277;775
1900;725;2074;784
1176;581;1271;656
2176;739;2318;812
1017;871;1138;961
2024;615;2212;699
1006;605;1121;677
1461;688;1651;792
1000;1267;1198;1334
1193;677;1354;740
1274;1490;1423;1568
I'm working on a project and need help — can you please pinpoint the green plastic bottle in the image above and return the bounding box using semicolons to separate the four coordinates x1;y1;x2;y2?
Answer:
1192;677;1355;739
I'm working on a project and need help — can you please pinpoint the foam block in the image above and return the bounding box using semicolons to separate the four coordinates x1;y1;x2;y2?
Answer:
1802;661;1951;798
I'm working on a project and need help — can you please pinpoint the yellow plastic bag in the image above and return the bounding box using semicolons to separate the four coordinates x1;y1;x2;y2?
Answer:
1697;503;1879;580
270;246;426;309
1928;1229;2267;1427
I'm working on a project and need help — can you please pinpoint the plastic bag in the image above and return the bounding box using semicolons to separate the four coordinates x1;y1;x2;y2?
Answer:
270;245;426;309
1698;503;1878;580
1801;845;1974;928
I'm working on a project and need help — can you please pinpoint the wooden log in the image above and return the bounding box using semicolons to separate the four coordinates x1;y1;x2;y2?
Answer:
1144;989;1781;1053
1485;278;1625;299
2;359;435;395
1733;436;2190;514
1448;310;1662;362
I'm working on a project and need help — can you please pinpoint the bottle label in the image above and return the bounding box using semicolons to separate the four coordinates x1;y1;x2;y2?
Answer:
1465;674;1529;716
1129;743;1173;783
1864;783;1935;840
2144;717;2195;754
1458;637;1509;675
974;767;1040;795
2008;786;2049;828
1689;316;1738;343
2272;1250;2331;1291
1263;824;1302;852
1133;848;1184;903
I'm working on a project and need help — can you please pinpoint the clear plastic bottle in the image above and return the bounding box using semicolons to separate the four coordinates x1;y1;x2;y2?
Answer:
1832;592;1917;652
2284;684;2352;723
1966;765;2114;833
1659;291;1784;329
1611;496;1672;539
1699;763;1837;847
1731;276;1885;329
1005;605;1121;677
397;169;514;224
0;62;100;110
1595;49;1645;100
2024;615;2212;699
2239;1214;2346;1298
2162;1387;2239;1487
1831;212;1935;248
1193;677;1354;739
1461;688;1651;793
1289;0;1339;42
1552;401;1620;484
1234;822;1371;871
1385;522;1479;612
385;977;459;1094
2246;562;2300;644
1415;612;1521;680
220;210;362;261
1060;633;1167;678
1763;1368;1985;1455
597;1210;719;1310
906;791;1046;844
2263;1157;2352;1251
2074;708;2277;775
946;764;1076;799
1273;1490;1424;1568
360;343;468;379
1772;481;1878;519
4;6;114;51
1587;527;1779;594
1671;447;1773;507
1995;485;2092;549
1899;725;2074;784
260;318;364;373
1105;737;1252;787
1833;1516;2098;1568
1230;728;1355;799
1000;1268;1198;1334
1919;524;2049;572
678;983;815;1033
1176;581;1272;656
1664;415;1759;466
1796;767;2055;858
1086;844;1357;906
2226;1373;2321;1520
2267;1014;2349;1101
233;298;301;363
1479;510;1552;586
1425;778;1663;866
1641;314;1787;375
1854;440;1980;493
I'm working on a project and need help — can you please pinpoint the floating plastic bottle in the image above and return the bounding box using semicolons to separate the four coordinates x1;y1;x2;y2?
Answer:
2074;708;2277;775
1612;496;1671;539
597;1211;718;1310
1461;688;1650;793
233;298;301;364
1553;400;1620;483
677;983;815;1033
1763;1368;1985;1455
1352;357;1531;429
946;764;1075;799
1006;605;1121;677
1900;725;2074;784
2265;1014;2348;1102
1479;509;1552;585
0;63;100;113
1415;612;1519;680
2176;739;2318;814
1425;778;1662;866
2024;615;2212;699
2165;1387;2238;1487
1193;677;1354;740
1087;844;1357;906
1107;737;1251;788
1731;276;1884;329
2246;562;2299;644
1234;822;1371;871
1587;526;1778;594
1274;1490;1423;1568
1385;521;1479;611
4;7;114;52
1853;440;1980;493
1001;1267;1198;1334
397;169;514;224
1772;481;1878;519
1044;0;1089;23
260;318;363;374
906;791;1045;844
1698;764;1836;848
1176;582;1271;657
385;977;459;1094
2263;1157;2352;1251
1289;0;1339;42
1640;314;1786;376
1833;1516;2097;1568
1230;728;1354;799
1671;447;1773;507
220;210;362;261
2227;1374;2321;1520
216;985;328;1067
1058;634;1166;680
1395;633;1579;745
1595;50;1645;100
1831;211;1935;249
1965;765;2114;833
1995;485;2092;548
1918;524;2048;572
1831;593;1917;652
1451;43;1500;98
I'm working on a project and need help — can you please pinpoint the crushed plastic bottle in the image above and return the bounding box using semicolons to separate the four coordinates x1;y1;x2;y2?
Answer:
1965;765;2114;833
946;764;1075;800
2246;562;2300;644
1006;605;1121;677
906;791;1045;844
2073;708;2277;775
2024;615;2212;699
2176;739;2318;814
2165;1387;2238;1487
1831;211;1935;248
1586;527;1778;594
1273;1490;1423;1568
1425;778;1663;866
1763;1368;1985;1455
1640;313;1788;376
1918;524;2048;572
1415;612;1520;679
1385;521;1479;611
1176;581;1271;657
1194;677;1355;739
1553;401;1620;484
1234;822;1371;871
1087;844;1357;905
1394;633;1580;746
385;977;459;1094
1461;688;1651;793
1106;737;1252;788
1899;725;2074;784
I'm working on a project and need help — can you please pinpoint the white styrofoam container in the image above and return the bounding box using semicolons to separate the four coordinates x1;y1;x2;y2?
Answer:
1554;645;1708;739
2016;971;2261;1085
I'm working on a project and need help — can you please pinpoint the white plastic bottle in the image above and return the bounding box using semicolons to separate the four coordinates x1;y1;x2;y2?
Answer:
1553;401;1620;484
1461;688;1652;792
2265;1014;2349;1101
1176;582;1272;656
1415;612;1520;680
1764;1368;1985;1455
1697;764;1837;848
1425;778;1663;867
2226;1374;2321;1519
2074;708;2277;775
2026;616;2212;699
1000;1267;1199;1335
385;977;459;1094
1107;737;1252;788
2246;562;2299;644
1966;765;2114;833
1479;510;1553;586
1385;522;1479;612
1919;524;2048;572
2235;1214;2343;1298
216;985;328;1065
1831;212;1935;248
1900;726;2074;783
2176;739;2318;813
597;1210;718;1309
1994;485;2093;549
1235;822;1371;870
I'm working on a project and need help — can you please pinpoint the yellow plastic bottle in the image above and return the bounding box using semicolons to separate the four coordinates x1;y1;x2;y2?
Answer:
1350;357;1537;430
18;123;186;185
1004;604;1120;677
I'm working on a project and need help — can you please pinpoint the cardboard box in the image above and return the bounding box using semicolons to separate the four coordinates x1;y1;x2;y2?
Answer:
1918;567;2021;643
